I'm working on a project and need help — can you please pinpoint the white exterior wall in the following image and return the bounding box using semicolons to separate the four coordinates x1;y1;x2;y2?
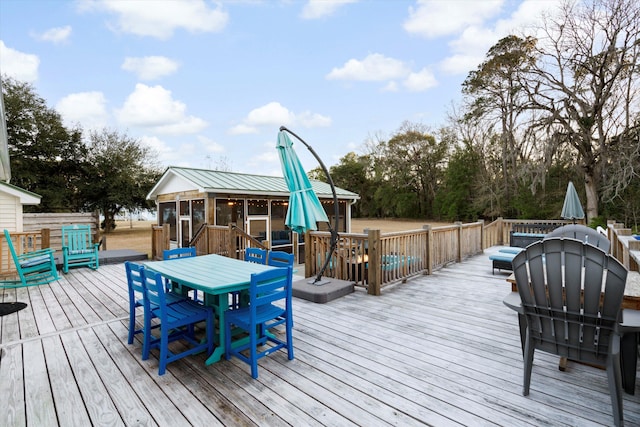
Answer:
0;191;22;232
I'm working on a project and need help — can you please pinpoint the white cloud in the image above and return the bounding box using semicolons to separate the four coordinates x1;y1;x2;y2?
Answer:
80;0;228;39
440;54;483;75
115;83;207;134
426;0;563;76
197;135;225;154
382;81;399;92
327;53;410;81
403;68;437;92
32;26;72;44
0;41;39;82
247;102;295;126
139;135;172;160
327;53;437;92
121;56;180;80
404;0;503;38
228;124;259;135
229;102;331;134
56;91;109;130
301;0;358;20
296;111;332;127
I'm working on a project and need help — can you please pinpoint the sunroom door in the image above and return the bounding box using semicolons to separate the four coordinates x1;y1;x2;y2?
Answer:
246;216;268;244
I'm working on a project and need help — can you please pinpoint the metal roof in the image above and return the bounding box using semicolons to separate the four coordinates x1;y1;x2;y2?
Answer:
0;181;41;204
147;166;360;200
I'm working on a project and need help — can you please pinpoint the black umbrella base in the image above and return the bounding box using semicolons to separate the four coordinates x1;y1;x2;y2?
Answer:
293;278;353;303
0;302;28;316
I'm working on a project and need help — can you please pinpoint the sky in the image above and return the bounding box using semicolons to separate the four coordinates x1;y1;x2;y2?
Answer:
0;0;561;177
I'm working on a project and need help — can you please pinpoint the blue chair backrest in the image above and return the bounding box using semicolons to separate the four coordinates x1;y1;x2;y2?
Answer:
163;247;196;260
125;261;145;300
267;251;295;268
249;266;292;313
245;247;267;264
139;266;169;311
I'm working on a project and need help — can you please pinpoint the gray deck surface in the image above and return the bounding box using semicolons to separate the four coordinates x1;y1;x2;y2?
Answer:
1;247;639;426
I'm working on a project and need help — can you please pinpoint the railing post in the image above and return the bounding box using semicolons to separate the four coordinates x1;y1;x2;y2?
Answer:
228;224;237;259
455;221;462;263
423;225;433;274
41;228;51;249
305;230;312;278
368;229;381;296
162;223;170;258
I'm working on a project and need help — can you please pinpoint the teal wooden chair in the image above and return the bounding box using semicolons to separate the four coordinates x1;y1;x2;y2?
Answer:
267;250;295;268
3;229;58;286
140;266;214;375
61;224;99;273
224;266;294;379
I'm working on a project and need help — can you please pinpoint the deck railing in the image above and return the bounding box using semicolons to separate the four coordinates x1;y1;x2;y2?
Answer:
149;217;587;295
0;229;51;279
608;221;640;272
151;224;268;261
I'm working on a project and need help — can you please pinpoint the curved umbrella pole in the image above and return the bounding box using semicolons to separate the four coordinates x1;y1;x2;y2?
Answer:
280;126;339;284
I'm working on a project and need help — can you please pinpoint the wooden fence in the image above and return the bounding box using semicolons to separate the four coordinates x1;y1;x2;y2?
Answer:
23;212;100;250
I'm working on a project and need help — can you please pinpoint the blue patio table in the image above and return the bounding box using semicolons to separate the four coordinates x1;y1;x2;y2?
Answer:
144;253;278;365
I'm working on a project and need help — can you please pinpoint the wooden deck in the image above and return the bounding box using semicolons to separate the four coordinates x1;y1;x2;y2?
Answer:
1;248;640;426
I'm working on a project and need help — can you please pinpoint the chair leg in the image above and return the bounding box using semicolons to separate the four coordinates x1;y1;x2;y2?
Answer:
142;312;152;360
522;336;535;396
607;358;624;427
250;328;259;379
286;316;294;360
127;304;136;344
158;330;169;375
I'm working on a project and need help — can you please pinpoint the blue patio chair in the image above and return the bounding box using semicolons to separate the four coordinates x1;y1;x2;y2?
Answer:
3;229;58;286
163;247;200;302
267;250;295;268
140;267;214;375
61;224;99;273
224;266;294;379
231;247;268;309
511;237;627;427
245;247;267;264
124;261;188;346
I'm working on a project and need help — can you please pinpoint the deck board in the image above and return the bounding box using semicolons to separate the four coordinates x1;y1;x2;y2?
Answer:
1;249;640;426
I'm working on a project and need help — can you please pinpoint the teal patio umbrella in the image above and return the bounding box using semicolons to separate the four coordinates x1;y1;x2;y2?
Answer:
276;131;329;233
277;127;339;284
561;181;585;223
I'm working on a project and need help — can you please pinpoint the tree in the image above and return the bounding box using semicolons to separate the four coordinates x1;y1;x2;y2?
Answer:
462;35;538;211
381;122;449;218
81;129;162;232
519;0;640;221
2;76;87;211
328;152;372;218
